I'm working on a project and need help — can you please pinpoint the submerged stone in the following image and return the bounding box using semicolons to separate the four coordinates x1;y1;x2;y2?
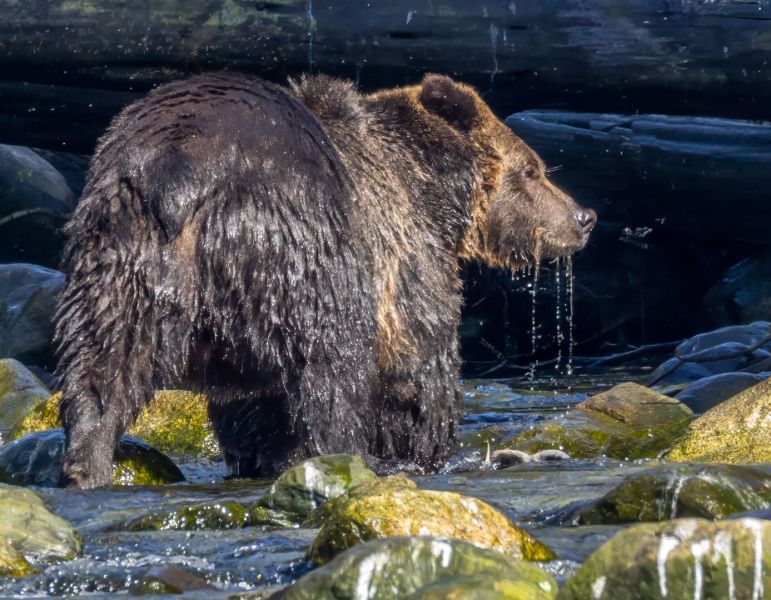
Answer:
306;475;555;565
126;500;296;531
128;564;216;595
0;429;184;486
0;358;51;442
668;377;771;463
257;454;379;522
282;537;557;600
557;518;771;600
0;483;81;577
10;390;220;458
503;382;693;460
567;464;771;525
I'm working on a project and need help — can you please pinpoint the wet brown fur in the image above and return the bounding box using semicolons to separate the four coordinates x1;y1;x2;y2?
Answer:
55;72;594;488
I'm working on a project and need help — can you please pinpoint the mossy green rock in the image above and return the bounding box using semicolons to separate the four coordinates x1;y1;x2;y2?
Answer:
0;483;81;577
0;358;51;441
126;500;296;531
557;518;771;600
669;377;771;463
306;476;555;565
282;537;557;600
570;464;771;524
0;429;184;486
406;575;556;599
506;382;693;459
10;390;220;458
257;454;378;522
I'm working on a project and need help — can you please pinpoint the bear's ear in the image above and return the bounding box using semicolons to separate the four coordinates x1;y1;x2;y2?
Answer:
418;74;479;131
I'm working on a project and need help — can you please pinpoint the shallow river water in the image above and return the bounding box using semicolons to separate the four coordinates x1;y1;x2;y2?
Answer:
1;368;671;598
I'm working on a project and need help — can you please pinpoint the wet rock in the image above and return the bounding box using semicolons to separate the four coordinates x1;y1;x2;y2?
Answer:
668;377;771;463
129;391;219;458
648;322;771;386
0;264;64;361
505;383;693;460
568;464;771;525
0;145;74;266
704;256;771;325
557;518;771;600
406;575;557;600
128;564;216;595
0;358;51;441
11;390;221;458
675;372;766;414
0;429;185;487
305;476;555;565
280;537;557;600
126;500;296;531
258;454;379;523
0;482;81;577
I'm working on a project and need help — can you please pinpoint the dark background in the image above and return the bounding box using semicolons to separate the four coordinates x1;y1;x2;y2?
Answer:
1;0;770;375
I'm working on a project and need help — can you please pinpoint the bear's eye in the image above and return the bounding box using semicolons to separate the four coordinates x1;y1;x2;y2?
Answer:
522;165;539;181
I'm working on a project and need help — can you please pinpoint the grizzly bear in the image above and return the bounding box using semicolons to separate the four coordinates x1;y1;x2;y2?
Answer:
54;72;596;488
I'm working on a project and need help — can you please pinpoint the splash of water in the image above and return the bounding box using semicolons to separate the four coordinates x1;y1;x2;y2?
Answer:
657;535;680;597
566;255;575;376
554;258;563;373
489;23;499;83
526;263;540;384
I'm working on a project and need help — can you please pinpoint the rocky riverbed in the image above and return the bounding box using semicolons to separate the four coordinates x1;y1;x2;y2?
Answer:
0;355;769;598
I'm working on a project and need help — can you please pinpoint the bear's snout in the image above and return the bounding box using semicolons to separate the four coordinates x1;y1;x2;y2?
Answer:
574;208;597;236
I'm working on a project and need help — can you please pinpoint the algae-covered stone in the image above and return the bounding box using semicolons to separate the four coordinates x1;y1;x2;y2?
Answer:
0;429;184;486
306;475;555;564
568;464;771;525
258;454;378;522
406;575;556;600
557;518;771;600
668;377;771;463
10;390;220;458
282;537;557;600
125;500;296;531
505;383;693;460
0;482;81;577
0;358;51;440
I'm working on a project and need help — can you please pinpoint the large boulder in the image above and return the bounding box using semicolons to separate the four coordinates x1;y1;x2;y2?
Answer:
675;372;766;414
504;383;692;460
557;518;771;600
0;483;81;577
0;145;74;266
0;429;184;487
280;537;557;600
668;377;771;463
0;358;51;442
0;264;64;361
704;255;771;325
305;476;555;565
565;464;771;525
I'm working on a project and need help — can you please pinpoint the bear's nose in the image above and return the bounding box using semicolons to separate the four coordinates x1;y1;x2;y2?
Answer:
575;209;597;234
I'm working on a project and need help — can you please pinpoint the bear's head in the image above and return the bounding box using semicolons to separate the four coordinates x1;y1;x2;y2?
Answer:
418;74;597;269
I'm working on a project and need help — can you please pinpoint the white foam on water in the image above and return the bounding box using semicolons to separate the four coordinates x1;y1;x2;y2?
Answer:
691;538;711;600
657;535;681;597
429;539;453;569
591;575;606;599
741;519;764;600
712;530;735;600
354;551;388;600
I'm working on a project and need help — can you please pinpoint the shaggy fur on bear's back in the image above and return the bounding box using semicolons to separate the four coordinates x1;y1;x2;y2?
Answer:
55;72;595;488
